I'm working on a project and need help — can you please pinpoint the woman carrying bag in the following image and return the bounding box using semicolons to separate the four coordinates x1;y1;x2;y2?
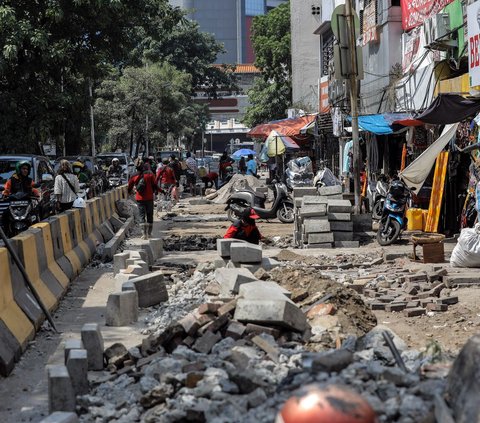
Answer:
54;160;81;212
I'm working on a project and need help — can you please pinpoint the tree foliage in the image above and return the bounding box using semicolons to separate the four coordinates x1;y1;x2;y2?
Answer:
0;0;232;155
243;1;292;128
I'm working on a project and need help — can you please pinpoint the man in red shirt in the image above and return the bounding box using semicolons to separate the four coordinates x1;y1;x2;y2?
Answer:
201;171;218;189
128;158;157;239
224;207;262;245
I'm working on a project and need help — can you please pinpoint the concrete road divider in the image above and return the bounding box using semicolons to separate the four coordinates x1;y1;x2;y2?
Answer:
0;185;132;376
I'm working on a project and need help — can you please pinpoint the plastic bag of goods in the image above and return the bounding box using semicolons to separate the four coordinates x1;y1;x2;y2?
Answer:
450;223;480;267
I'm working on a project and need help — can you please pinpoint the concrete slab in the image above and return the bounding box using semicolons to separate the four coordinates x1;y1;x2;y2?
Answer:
238;281;292;301
129;271;169;307
215;268;257;296
230;243;262;263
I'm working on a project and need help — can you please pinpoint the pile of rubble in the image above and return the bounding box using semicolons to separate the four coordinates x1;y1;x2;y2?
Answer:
292;187;359;249
163;235;218;252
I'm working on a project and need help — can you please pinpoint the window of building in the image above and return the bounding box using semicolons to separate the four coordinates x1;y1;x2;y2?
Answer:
321;30;334;77
246;0;265;16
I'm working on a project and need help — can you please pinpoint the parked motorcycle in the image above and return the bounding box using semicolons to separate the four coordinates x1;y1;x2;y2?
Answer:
1;190;40;237
225;181;294;223
376;179;415;246
370;175;389;220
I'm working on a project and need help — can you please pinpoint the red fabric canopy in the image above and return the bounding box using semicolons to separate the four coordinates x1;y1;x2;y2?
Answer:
248;115;317;139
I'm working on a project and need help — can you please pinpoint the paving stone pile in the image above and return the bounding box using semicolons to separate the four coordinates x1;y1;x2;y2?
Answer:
292;187;359;249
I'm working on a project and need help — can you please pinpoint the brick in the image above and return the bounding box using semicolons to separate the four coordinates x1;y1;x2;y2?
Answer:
403;284;418;296
230;243;263;263
192;331;221;354
185;372;204;388
427;268;448;282
377;295;396;303
403;307;426;317
225;321;246;340
81;323;104;370
66;349;89;396
105;291;139;326
318;185;343;196
129;271;168;307
435;296;458;305
235;298;307;332
215;268;257;296
251;335;279;362
405;273;428;283
245;323;281;338
238;281;292;301
63;339;84;365
330;220;354;231
178;313;200;336
332;231;354;241
198;303;223;315
303;219;331;234
327;199;353;213
217;299;238;316
302;196;329;206
426;303;448;312
47;365;75;413
406;301;420;308
216;238;246;258
420;298;436;307
200;313;229;334
293;187;319;197
300;204;327;217
39;412;79;423
327;213;351;221
308;232;334;244
182;336;196;347
363;289;377;297
334;241;359;248
369;303;385;310
385;303;407;312
305;243;333;249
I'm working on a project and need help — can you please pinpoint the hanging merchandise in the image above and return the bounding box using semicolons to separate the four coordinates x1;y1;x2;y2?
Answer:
424;151;449;233
400;144;407;171
343;139;353;174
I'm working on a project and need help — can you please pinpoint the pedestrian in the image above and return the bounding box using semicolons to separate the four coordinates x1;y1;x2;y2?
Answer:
219;151;234;181
201;171;219;189
223;206;262;244
156;158;176;193
169;154;182;183
128;158;157;240
54;159;80;212
238;156;247;174
185;152;198;196
246;154;257;177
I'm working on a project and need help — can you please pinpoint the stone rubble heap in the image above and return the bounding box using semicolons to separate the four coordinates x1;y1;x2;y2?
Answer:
40;241;480;423
292;186;359;249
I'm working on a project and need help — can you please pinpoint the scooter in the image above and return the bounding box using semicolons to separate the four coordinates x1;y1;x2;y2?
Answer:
1;190;40;237
376;179;415;246
225;181;294;223
371;175;389;220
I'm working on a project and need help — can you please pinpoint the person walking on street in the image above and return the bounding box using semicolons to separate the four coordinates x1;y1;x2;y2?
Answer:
238;156;247;174
156;158;177;192
219;151;234;181
185;152;198;196
54;159;80;212
246;154;257;177
201;171;219;189
128;158;157;239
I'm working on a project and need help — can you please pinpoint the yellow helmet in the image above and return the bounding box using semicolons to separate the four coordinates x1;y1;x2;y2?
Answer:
72;161;84;169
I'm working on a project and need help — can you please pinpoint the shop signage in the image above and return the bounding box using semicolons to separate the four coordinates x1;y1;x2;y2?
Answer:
362;1;378;45
401;0;454;31
468;1;480;88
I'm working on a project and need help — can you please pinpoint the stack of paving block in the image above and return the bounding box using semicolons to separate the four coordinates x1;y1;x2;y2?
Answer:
293;185;359;248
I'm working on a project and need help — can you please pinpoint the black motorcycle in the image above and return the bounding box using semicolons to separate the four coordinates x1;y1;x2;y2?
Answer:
225;181;294;223
1;191;40;237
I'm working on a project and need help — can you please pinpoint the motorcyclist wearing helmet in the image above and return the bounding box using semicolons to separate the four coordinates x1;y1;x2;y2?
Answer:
224;206;262;245
108;158;122;177
72;161;89;183
3;161;40;198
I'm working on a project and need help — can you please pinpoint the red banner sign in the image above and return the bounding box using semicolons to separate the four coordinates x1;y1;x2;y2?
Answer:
401;0;454;31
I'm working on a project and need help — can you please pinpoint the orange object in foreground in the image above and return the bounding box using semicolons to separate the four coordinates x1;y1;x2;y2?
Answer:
276;385;377;423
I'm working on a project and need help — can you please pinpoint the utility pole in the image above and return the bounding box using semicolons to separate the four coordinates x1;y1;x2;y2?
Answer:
89;79;96;157
345;0;361;214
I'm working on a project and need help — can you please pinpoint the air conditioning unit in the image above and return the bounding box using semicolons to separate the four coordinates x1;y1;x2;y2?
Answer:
424;13;456;51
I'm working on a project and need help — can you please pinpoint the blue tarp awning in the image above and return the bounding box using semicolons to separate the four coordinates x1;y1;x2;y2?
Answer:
349;113;414;135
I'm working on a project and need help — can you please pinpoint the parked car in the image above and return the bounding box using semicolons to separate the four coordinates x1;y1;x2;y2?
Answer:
97;152;134;179
0;155;56;234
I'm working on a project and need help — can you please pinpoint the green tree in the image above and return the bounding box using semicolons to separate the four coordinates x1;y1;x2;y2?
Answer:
95;63;209;156
243;1;291;128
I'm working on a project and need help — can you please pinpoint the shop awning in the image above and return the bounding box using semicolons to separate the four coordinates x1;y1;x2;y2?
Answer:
412;94;480;125
351;113;415;135
248;115;317;139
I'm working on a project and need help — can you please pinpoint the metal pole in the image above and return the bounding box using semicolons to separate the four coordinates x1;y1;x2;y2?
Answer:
89;79;96;157
345;0;361;214
0;227;58;332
